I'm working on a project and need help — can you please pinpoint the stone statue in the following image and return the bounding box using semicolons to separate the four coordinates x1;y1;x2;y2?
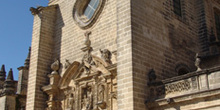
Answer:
195;53;201;71
100;49;112;65
82;52;94;75
82;88;93;110
84;31;91;51
148;69;156;83
81;31;95;75
98;85;105;101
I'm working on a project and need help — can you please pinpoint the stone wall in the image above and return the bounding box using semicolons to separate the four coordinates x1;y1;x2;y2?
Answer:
0;96;16;110
27;0;118;109
51;0;117;75
131;0;200;109
116;0;133;110
27;0;220;110
0;96;6;110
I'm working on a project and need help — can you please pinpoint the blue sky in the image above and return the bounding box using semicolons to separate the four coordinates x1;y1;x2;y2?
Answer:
0;1;48;80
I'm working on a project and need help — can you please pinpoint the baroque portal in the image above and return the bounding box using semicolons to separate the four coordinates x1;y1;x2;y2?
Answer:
42;32;117;110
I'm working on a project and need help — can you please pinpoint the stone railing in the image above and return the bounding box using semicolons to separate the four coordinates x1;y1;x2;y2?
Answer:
148;66;220;100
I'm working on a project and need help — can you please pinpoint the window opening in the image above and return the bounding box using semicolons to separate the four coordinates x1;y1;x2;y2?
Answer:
215;11;220;40
84;0;100;19
173;0;182;16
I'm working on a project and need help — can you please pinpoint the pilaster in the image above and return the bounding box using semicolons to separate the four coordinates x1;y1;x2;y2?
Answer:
116;0;133;109
26;5;57;110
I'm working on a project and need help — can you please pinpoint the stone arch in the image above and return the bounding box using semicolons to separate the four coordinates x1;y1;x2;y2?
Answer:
58;61;81;88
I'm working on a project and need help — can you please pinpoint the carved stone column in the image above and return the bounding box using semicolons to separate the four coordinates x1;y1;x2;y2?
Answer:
74;81;79;110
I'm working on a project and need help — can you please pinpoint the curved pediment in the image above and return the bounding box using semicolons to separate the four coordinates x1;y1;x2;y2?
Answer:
92;55;109;67
43;32;117;110
58;61;80;88
58;54;112;89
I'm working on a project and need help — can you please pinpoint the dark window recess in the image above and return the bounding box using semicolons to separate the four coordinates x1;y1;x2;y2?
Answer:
173;0;182;16
177;68;189;76
175;64;190;76
215;11;220;40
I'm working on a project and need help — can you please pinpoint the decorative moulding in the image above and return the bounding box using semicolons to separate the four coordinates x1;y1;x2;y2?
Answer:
72;0;106;29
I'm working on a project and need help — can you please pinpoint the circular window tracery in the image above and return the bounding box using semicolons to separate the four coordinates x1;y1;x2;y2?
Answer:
73;0;106;29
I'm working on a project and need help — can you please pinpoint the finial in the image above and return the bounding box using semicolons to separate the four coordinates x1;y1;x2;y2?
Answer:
64;59;71;69
195;53;201;71
3;68;15;95
51;60;60;74
24;47;31;68
6;68;14;81
81;31;93;52
84;31;91;50
0;64;6;80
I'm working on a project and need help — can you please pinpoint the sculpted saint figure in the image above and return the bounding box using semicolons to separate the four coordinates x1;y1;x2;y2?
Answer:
82;89;93;110
98;85;105;101
100;49;112;65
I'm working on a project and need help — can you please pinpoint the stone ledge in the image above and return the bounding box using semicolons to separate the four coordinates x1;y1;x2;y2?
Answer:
147;87;220;109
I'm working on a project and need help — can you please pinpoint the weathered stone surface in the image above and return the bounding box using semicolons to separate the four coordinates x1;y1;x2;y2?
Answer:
25;0;220;110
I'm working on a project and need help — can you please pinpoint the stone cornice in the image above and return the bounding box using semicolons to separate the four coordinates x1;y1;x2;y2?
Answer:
147;87;220;109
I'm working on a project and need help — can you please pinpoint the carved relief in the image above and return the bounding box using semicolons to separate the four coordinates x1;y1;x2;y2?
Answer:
165;80;191;94
81;31;96;76
43;32;117;110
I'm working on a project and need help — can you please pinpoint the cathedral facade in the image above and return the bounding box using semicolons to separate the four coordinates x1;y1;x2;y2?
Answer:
23;0;220;110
